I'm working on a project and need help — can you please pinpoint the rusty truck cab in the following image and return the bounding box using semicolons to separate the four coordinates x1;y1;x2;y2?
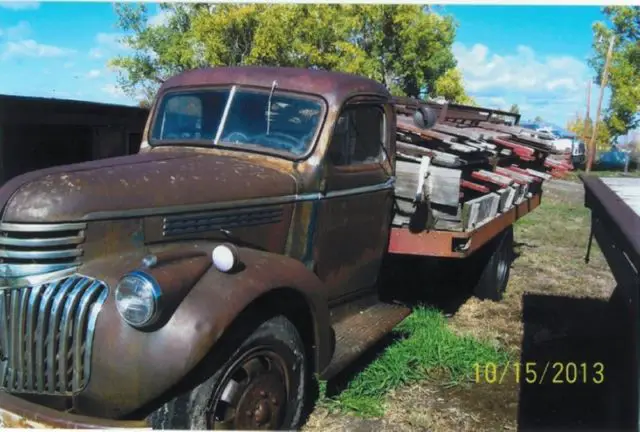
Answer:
0;67;400;430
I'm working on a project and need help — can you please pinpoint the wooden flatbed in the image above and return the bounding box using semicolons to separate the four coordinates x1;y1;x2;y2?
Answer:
388;98;564;259
389;192;541;258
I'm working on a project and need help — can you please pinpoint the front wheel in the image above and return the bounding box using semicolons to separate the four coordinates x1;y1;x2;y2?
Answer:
149;315;307;430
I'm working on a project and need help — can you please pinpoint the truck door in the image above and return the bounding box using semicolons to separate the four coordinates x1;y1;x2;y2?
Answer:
314;100;395;302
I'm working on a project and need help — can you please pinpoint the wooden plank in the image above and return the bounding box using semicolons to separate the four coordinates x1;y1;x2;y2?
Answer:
472;170;515;187
393;198;463;231
397;123;483;154
477;121;556;150
514;183;530;204
494;188;510;212
462;193;501;230
491;137;536;158
495;166;535;184
395;160;422;201
461;180;490;194
394;160;461;207
429;166;462;207
507;165;543;182
520;167;552;181
601;177;640;218
396;141;463;168
500;186;517;211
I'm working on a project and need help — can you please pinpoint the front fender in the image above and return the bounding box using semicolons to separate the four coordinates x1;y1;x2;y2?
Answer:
75;244;331;419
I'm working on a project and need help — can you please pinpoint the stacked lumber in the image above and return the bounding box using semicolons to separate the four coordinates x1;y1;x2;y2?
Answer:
392;97;569;232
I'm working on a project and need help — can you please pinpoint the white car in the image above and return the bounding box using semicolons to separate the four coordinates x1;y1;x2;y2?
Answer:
525;125;586;166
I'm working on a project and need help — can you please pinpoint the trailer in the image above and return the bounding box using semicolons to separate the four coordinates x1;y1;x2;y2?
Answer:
581;175;640;430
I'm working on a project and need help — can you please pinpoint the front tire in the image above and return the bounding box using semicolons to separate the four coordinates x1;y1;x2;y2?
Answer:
149;315;306;430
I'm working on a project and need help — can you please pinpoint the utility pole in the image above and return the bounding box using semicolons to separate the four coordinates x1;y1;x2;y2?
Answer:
586;35;615;173
583;81;591;143
581;81;592;169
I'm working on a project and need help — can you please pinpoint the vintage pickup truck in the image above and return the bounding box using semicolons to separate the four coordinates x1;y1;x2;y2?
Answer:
0;67;564;429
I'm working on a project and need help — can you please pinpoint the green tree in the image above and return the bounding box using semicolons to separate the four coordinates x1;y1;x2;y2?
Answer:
589;6;640;139
432;67;476;105
110;4;469;104
566;114;612;151
534;116;544;123
509;104;520;114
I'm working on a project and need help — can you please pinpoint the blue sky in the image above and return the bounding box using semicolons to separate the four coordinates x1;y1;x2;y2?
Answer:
0;2;612;127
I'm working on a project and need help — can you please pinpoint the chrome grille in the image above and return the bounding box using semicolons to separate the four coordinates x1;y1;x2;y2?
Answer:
0;275;107;395
0;222;86;288
163;207;283;237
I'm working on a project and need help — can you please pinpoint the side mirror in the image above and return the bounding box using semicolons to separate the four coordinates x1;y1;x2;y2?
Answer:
413;106;437;130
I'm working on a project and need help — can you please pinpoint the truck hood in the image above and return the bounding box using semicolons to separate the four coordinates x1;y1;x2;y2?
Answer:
0;151;298;223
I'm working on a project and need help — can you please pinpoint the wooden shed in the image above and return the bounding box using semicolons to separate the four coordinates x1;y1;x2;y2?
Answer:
0;94;149;184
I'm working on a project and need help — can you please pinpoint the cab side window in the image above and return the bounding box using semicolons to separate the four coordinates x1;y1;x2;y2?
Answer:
328;105;385;166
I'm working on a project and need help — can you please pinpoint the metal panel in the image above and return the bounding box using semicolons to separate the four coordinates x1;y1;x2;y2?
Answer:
0;275;108;395
0;223;86;288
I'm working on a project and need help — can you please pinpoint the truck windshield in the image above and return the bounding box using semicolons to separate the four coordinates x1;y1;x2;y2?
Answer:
150;87;323;157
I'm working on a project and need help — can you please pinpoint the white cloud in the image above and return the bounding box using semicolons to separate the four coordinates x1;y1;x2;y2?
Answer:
0;2;40;11
2;39;75;59
87;69;101;78
0;21;31;41
96;33;123;50
5;21;31;40
88;32;130;59
88;47;104;59
453;42;587;95
63;61;74;69
453;42;605;126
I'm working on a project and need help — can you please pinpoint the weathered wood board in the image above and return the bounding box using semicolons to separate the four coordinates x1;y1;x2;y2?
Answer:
394;160;461;207
601;177;640;218
462;193;501;230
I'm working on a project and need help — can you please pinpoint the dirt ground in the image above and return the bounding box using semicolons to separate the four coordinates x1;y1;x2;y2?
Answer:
304;179;624;432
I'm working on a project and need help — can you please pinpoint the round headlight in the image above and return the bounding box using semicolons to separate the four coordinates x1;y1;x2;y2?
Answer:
115;271;162;328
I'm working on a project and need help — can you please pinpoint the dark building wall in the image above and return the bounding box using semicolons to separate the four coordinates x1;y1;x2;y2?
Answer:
0;95;149;184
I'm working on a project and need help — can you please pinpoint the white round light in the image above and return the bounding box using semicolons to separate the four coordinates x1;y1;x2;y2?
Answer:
212;244;237;273
115;271;161;328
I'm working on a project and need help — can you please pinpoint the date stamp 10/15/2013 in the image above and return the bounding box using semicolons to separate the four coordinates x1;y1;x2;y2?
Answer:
474;361;605;385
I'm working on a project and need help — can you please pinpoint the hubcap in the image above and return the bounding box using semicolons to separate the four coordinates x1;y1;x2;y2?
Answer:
208;351;289;430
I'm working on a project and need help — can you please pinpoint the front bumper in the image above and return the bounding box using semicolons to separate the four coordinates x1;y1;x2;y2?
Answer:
0;391;150;429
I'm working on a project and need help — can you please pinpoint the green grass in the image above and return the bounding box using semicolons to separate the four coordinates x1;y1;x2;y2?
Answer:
317;307;510;418
516;200;589;228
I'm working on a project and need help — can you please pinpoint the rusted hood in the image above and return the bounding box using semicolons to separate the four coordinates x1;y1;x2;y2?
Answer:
0;151;297;223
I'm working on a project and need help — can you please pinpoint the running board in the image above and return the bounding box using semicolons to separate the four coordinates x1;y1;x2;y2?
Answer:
320;302;411;380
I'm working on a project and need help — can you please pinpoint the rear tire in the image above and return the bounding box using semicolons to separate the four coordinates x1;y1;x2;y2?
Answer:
471;226;514;302
149;315;306;430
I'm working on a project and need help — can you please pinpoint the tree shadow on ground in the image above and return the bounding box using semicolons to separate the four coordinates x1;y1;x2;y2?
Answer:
518;285;636;431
